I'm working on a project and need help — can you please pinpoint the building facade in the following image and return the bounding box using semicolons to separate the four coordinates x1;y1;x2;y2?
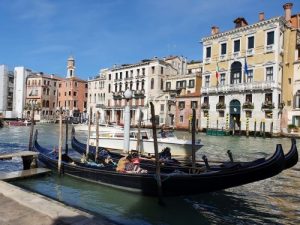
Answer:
57;57;88;122
88;56;188;127
0;65;14;118
200;5;298;134
25;73;62;121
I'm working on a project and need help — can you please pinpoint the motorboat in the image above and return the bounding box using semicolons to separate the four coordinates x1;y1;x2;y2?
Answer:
88;128;203;158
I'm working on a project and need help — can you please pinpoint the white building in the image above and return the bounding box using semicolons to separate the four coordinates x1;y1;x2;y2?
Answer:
0;65;14;118
88;56;187;127
13;67;32;119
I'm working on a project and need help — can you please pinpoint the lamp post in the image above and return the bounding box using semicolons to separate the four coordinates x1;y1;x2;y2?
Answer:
123;89;132;153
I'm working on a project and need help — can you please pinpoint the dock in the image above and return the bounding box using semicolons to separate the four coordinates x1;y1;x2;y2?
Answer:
0;150;39;170
0;168;51;181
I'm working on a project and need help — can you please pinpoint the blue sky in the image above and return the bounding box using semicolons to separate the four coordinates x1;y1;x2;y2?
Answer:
0;0;299;79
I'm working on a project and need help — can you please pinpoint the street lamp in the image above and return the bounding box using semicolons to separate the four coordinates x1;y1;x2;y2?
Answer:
123;89;132;153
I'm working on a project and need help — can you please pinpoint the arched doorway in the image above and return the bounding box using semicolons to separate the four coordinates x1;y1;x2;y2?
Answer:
229;99;241;129
230;61;242;84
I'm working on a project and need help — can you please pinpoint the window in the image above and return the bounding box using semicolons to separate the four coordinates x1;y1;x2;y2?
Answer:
73;92;77;96
221;43;227;55
188;79;195;88
178;101;185;109
151;66;155;74
234;40;240;52
176;80;186;89
297;46;300;59
266;67;273;81
108;84;111;93
265;93;272;103
219;111;225;117
248;36;254;49
142;68;145;75
69;91;71;96
120;72;122;80
220;73;226;85
130;70;133;77
166;82;171;90
246;94;252;102
75;82;78;87
180;116;183;123
151;78;154;89
246;111;252;118
191;101;198;109
74;101;77;107
206;47;211;58
160;104;164;112
161;67;164;74
161;79;164;90
109;74;111;80
125;71;128;78
54;82;56;87
137;69;140;76
247;69;253;83
288;78;291;84
267;31;274;45
205;76;210;87
115;73;118;80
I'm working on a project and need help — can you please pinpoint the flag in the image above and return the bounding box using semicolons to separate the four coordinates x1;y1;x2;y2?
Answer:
244;57;249;76
216;62;220;79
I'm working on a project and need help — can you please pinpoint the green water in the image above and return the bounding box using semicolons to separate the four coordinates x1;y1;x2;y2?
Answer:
0;124;299;225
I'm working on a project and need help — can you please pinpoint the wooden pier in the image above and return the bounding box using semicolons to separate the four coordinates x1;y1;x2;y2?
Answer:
0;151;51;181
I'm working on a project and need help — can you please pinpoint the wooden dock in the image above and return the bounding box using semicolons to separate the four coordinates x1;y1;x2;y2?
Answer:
0;168;51;181
0;151;39;160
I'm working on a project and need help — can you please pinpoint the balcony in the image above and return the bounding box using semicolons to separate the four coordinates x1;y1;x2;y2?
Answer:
112;92;123;100
265;44;274;53
261;101;275;111
246;49;254;56
232;52;240;58
216;102;226;110
204;58;211;64
201;102;210;110
201;81;279;94
133;90;145;99
242;102;254;110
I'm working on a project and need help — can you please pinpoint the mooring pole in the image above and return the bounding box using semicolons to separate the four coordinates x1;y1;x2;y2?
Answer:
136;108;142;154
86;107;92;157
28;104;35;151
191;108;196;170
246;117;249;137
263;120;266;139
150;102;164;206
254;120;257;138
270;122;273;137
95;111;100;162
65;116;69;155
58;108;63;175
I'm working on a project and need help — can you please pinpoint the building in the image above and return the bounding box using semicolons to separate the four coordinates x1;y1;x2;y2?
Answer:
25;73;62;121
88;56;187;127
0;65;14;118
283;6;300;129
200;3;298;134
57;56;88;122
13;67;32;119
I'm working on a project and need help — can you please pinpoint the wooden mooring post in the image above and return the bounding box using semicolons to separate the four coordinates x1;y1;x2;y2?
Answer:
58;109;63;175
254;120;257;138
95;111;100;162
270;122;273;137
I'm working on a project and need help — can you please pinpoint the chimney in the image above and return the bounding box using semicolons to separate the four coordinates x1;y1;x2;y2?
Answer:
283;3;293;21
211;26;219;35
259;12;265;21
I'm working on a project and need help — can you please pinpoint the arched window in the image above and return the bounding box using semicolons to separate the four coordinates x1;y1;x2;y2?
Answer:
230;61;242;84
136;80;139;90
151;78;154;89
130;81;133;90
119;83;122;92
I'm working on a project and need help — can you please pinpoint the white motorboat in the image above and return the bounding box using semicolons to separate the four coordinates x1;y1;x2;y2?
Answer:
74;123;123;132
89;129;203;159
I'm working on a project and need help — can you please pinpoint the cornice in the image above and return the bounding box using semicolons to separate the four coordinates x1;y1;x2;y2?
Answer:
201;16;287;43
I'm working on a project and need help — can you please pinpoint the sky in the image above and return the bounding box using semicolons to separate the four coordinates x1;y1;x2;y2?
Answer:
0;0;299;79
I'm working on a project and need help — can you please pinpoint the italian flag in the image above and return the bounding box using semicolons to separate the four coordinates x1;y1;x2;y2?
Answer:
216;62;220;79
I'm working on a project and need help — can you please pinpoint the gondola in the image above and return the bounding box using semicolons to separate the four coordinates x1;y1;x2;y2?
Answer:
71;133;298;171
34;131;286;196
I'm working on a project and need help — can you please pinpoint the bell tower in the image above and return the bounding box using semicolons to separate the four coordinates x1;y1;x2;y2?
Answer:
67;56;75;78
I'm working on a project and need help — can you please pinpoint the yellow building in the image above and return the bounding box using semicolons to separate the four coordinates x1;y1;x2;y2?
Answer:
200;3;298;134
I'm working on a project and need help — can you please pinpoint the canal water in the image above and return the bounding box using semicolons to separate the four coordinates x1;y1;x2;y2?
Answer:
0;124;299;225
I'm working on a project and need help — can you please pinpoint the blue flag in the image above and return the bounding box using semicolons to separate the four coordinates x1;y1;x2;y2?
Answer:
244;57;249;76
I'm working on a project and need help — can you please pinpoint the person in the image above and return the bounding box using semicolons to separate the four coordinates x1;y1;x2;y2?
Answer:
116;154;132;172
125;155;147;174
98;148;115;165
159;147;172;161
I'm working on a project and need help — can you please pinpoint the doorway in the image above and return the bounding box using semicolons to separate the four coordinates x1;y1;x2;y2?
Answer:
229;99;241;129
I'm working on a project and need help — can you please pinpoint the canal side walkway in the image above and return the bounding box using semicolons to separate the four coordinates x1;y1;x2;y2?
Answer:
0;181;115;225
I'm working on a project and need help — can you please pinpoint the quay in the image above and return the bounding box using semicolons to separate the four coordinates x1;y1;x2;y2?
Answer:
0;181;115;225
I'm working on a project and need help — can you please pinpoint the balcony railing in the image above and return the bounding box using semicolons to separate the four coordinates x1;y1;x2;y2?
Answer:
242;102;254;110
112;92;123;100
261;101;275;110
216;102;226;110
201;103;210;110
202;81;280;94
